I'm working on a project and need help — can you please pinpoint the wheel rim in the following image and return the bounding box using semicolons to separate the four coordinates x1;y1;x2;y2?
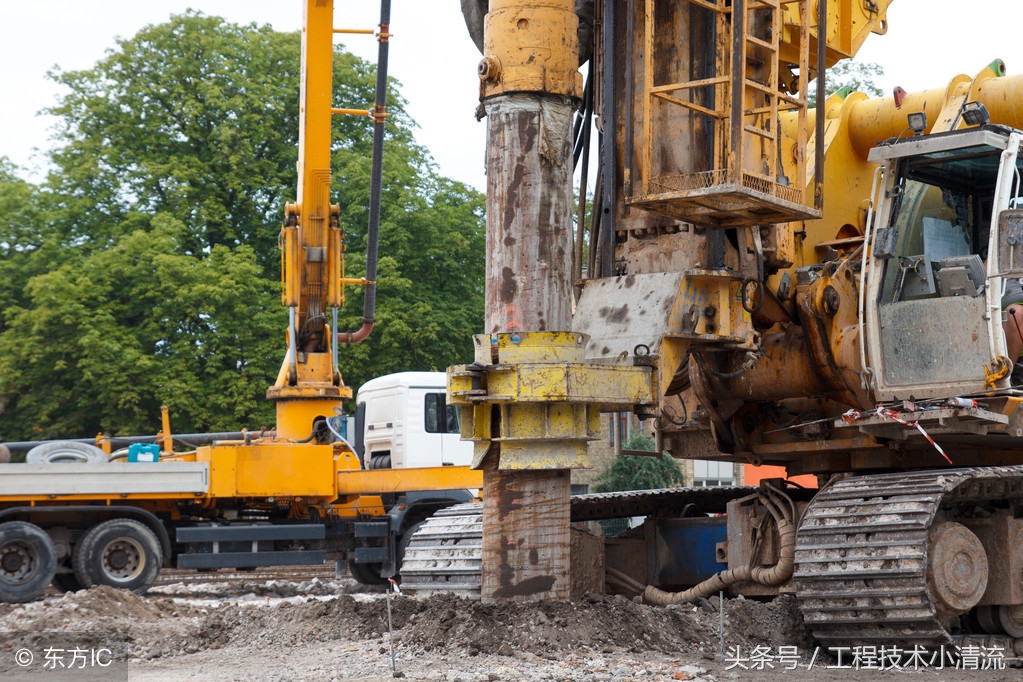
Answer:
1;541;39;586
102;537;145;582
927;522;988;620
999;604;1023;638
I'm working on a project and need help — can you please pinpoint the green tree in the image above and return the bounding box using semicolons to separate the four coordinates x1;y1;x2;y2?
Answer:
335;175;485;392
0;218;283;439
0;160;69;336
45;12;303;271
592;432;686;493
0;15;485;441
808;60;885;107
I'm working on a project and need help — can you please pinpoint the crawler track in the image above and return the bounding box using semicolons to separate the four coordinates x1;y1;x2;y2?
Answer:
795;466;1023;648
401;487;755;599
399;502;484;598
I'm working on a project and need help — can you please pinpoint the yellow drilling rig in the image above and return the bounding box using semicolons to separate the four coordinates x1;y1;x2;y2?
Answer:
400;0;1023;652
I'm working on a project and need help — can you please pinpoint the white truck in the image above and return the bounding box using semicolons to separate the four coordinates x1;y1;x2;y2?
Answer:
345;372;476;585
354;371;472;470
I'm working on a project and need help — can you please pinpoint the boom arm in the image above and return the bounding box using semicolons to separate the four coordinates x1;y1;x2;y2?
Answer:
268;0;389;440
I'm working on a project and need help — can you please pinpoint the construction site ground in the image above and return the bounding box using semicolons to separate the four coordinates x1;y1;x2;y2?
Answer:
0;566;1019;681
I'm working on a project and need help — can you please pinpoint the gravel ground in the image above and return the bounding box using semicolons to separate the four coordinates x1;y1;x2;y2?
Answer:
0;578;1019;681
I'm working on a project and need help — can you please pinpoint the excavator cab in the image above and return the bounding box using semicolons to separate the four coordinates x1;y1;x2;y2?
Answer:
863;127;1023;400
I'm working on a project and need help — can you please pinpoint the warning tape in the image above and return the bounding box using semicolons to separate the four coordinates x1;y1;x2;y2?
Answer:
841;406;954;465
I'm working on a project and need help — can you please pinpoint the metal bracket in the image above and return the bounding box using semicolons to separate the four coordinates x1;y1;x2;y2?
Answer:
448;332;656;471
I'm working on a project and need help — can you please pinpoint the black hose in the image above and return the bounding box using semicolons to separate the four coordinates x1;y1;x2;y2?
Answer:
363;0;390;331
339;0;390;344
573;67;594;168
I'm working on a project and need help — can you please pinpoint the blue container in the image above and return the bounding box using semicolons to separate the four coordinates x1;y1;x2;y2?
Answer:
128;443;161;463
652;516;729;587
329;414;348;440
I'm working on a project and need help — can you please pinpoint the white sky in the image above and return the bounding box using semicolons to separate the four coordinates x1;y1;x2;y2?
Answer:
1;1;1021;193
0;1;486;189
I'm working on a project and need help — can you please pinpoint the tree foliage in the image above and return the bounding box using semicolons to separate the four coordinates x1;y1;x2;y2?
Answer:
0;159;66;330
0;14;484;441
808;60;885;107
1;219;282;438
592;432;686;493
46;13;303;270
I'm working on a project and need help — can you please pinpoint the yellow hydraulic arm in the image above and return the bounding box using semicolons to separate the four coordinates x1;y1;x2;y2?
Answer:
268;0;390;441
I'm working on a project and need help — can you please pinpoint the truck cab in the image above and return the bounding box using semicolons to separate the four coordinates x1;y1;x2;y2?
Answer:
355;371;471;469
863;125;1023;399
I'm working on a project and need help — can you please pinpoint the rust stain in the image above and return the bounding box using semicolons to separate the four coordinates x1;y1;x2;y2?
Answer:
518;111;537;153
607;305;630;324
497;485;525;519
491;575;557;599
537;194;553;263
503;163;525;233
500;267;519;304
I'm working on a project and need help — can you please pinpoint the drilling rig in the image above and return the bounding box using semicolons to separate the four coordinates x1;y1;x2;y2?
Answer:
402;0;1023;651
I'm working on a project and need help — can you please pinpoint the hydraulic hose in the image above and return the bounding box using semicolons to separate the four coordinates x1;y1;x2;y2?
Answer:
643;488;797;606
339;0;390;345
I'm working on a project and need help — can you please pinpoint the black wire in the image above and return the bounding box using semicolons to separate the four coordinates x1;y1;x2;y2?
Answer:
573;67;594;169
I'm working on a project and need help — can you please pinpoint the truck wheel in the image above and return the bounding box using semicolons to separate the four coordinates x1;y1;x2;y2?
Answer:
368;454;392;469
349;560;388;586
0;521;57;603
52;572;85;593
396;520;426;577
73;519;162;593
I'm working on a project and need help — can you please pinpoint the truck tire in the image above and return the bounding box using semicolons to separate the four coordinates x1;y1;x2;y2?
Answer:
26;441;107;464
368;454;391;469
73;519;162;593
349;559;388;586
396;520;426;577
0;521;57;603
52;572;85;593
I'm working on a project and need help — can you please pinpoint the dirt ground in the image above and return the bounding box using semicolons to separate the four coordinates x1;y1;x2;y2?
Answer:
0;576;1019;681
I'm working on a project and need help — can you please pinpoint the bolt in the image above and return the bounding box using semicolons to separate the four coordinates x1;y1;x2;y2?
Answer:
478;57;500;82
822;286;841;315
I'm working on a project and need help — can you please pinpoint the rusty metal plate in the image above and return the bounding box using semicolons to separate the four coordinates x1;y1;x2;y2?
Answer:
877;295;991;397
572;272;686;360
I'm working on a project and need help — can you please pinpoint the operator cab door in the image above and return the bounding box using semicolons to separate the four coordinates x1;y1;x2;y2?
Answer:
863;129;1023;400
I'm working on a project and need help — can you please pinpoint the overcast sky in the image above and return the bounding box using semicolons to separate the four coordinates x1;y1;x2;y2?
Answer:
1;1;1021;193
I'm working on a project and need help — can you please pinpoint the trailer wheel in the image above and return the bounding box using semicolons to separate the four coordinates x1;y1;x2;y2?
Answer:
348;560;388;586
52;572;85;593
73;519;162;593
0;521;57;603
396;520;426;577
